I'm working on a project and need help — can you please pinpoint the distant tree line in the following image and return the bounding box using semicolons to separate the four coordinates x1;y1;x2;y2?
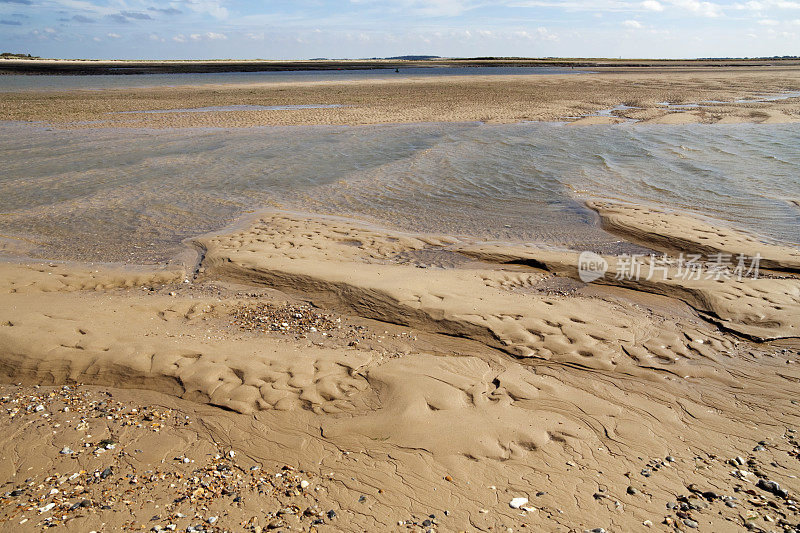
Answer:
0;53;41;59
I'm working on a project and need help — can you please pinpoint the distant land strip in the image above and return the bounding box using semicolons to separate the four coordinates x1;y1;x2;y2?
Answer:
3;57;800;75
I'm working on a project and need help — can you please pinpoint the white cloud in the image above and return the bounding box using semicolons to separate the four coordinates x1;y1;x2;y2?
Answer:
106;32;121;39
183;0;229;20
663;0;723;17
758;18;780;23
735;0;800;9
189;31;227;41
349;0;477;17
642;0;665;10
623;18;643;27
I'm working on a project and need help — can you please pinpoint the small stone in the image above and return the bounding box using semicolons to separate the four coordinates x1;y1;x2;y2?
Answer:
422;519;432;527
643;520;653;527
60;446;74;454
510;497;529;509
327;510;337;519
665;456;675;462
300;480;310;489
682;519;699;528
627;486;639;495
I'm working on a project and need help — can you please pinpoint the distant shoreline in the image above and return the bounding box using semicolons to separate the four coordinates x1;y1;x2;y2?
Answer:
3;65;799;126
3;57;800;75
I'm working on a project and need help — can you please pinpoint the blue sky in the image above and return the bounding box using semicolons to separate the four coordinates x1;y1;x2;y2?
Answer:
1;0;799;59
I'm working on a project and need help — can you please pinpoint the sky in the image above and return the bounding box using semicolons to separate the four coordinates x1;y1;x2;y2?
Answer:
0;0;799;60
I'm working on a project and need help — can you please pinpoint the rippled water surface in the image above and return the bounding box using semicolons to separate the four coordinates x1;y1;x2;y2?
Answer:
0;121;797;263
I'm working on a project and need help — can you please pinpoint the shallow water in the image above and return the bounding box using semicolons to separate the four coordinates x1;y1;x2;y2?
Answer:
0;121;797;263
0;67;582;92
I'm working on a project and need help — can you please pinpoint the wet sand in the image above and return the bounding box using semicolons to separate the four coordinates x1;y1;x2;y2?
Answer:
0;203;798;532
2;66;800;127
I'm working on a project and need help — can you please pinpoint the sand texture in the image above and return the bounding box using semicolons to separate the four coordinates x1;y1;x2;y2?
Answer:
587;201;800;272
3;66;800;127
1;207;798;531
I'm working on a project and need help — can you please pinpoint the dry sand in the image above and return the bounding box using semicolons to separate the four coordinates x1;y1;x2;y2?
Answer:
0;203;798;532
2;66;800;127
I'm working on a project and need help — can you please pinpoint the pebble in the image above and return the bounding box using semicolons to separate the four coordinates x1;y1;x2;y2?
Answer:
300;480;310;489
757;478;788;498
60;446;74;454
682;518;699;528
509;497;529;509
627;486;639;495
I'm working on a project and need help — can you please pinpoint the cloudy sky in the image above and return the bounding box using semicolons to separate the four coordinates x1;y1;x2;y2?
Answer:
0;0;798;59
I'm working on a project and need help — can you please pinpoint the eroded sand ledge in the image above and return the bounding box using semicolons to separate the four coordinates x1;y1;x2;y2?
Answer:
0;204;798;531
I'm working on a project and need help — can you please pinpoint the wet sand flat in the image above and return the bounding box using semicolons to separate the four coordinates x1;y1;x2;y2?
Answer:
2;66;800;127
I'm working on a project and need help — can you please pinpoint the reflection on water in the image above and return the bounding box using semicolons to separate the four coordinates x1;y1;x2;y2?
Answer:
0;121;797;263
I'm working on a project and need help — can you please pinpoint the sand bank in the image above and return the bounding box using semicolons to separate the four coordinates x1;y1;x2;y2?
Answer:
2;66;800;127
0;203;798;531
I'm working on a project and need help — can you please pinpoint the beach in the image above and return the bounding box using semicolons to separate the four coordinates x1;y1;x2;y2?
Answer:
2;65;800;127
0;67;798;532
